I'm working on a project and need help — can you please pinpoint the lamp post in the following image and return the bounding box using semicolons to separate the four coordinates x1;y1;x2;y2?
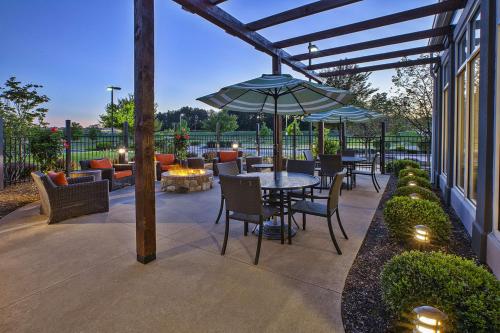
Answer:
179;113;184;130
308;42;319;150
106;86;121;137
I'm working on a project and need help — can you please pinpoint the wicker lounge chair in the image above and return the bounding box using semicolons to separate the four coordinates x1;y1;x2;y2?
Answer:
31;171;109;224
80;158;135;191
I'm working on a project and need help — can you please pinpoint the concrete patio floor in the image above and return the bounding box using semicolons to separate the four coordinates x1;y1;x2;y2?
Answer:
0;174;388;333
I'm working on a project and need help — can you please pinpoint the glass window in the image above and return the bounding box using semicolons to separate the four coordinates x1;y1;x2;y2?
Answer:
471;11;481;52
458;34;468;67
468;55;480;202
442;88;449;174
456;69;467;190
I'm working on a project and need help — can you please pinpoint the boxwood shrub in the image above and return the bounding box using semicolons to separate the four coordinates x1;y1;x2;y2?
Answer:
393;185;440;204
399;167;429;179
381;251;500;332
387;159;420;175
383;196;450;243
397;175;432;189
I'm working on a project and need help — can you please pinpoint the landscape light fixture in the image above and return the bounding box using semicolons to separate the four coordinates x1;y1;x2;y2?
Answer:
408;172;415;177
117;147;127;164
414;225;431;244
409;193;421;200
232;142;239;151
408;181;417;187
107;86;122;139
413;306;446;333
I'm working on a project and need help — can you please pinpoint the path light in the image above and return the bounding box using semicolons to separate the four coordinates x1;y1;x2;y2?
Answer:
232;142;239;151
408;181;417;187
409;193;421;200
408;172;415;177
118;147;127;164
413;306;447;333
414;225;430;244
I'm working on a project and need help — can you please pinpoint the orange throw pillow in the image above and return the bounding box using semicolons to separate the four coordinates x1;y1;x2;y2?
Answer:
219;151;238;162
114;170;133;179
47;171;68;186
90;158;113;169
155;154;175;165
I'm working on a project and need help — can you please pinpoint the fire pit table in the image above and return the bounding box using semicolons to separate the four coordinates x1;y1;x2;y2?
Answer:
161;169;213;193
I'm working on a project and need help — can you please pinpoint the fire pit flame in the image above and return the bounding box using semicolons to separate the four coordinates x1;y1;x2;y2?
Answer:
168;168;206;176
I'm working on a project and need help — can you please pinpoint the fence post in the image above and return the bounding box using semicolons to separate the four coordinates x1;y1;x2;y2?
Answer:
308;123;313;150
318;122;324;155
65;120;72;176
341;122;346;151
292;121;297;160
380;121;386;174
0;117;4;190
123;121;129;148
256;122;260;156
215;121;221;152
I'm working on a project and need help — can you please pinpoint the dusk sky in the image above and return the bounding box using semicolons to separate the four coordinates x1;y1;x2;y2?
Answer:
0;0;434;126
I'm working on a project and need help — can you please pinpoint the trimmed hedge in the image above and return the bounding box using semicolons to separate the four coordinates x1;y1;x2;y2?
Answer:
399;167;428;179
383;196;450;243
397;175;432;189
387;159;420;175
393;185;440;204
381;251;500;332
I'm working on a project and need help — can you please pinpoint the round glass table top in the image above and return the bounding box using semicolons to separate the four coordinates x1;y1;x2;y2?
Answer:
239;171;319;190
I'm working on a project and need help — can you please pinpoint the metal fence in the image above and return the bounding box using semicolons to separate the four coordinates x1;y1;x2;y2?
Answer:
1;129;431;187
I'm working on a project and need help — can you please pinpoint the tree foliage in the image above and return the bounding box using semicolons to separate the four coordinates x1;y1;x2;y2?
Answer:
202;109;238;133
71;122;83;140
0;76;49;137
99;94;135;130
87;125;101;141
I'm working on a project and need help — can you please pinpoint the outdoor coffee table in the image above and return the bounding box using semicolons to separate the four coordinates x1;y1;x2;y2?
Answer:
239;171;319;241
69;169;102;181
251;163;274;171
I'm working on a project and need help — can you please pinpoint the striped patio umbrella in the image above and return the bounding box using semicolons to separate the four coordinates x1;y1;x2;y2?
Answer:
197;74;352;176
303;105;384;123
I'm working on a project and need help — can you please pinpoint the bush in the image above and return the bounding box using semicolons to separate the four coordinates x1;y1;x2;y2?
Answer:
383;196;450;243
28;127;64;172
381;251;500;332
399;167;428;179
393;186;440;204
387;159;420;175
324;138;340;155
95;142;113;151
397;175;431;189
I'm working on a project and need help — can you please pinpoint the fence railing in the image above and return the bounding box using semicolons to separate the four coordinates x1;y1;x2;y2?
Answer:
1;128;431;187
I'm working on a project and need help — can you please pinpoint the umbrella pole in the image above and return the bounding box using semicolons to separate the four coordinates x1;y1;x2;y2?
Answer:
273;95;278;180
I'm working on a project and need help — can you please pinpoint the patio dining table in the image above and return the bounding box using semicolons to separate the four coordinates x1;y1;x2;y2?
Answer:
239;171;320;241
341;156;367;189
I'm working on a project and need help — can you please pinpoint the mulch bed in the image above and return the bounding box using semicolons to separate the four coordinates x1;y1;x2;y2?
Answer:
341;175;479;333
0;182;39;219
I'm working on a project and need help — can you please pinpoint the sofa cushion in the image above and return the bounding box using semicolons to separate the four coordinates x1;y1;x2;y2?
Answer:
155;154;175;165
90;158;113;169
47;171;68;186
219;151;238;162
114;170;133;179
161;164;178;171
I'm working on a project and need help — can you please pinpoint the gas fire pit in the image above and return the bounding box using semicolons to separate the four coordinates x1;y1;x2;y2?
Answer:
161;169;213;193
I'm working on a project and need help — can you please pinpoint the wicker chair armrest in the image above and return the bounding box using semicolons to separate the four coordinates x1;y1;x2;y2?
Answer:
68;176;94;184
114;164;134;171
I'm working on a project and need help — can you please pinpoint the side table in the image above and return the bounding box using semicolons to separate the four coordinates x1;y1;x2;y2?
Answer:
69;169;102;181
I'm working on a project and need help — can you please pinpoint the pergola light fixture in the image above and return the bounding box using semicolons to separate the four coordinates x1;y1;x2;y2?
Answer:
413;305;447;333
308;43;319;53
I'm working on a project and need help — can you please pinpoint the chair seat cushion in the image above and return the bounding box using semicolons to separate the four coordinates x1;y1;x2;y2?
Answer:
47;171;68;186
291;200;327;216
161;164;178;171
155;153;175;165
230;205;278;223
90;158;113;169
219;151;238;162
114;170;133;179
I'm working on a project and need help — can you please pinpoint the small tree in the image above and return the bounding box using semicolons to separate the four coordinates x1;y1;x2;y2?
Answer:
87;125;101;141
100;94;135;130
202;110;238;133
71;122;83;140
259;122;272;136
29;127;63;172
286;118;302;136
173;121;190;161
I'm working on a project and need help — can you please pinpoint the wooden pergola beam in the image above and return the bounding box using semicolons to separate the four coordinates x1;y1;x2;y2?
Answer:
308;44;444;70
173;0;322;82
319;57;439;76
209;0;227;4
134;0;156;264
290;26;452;61
246;0;362;31
274;0;464;48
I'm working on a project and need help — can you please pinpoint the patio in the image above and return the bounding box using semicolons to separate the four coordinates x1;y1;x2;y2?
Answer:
0;174;388;332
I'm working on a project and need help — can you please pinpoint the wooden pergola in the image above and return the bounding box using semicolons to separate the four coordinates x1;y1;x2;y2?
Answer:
133;0;465;263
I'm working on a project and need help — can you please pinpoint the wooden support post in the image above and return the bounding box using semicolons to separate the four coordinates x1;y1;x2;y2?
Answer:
317;122;324;155
380;122;386;174
0;117;4;190
272;55;283;170
134;0;156;264
65;120;72;176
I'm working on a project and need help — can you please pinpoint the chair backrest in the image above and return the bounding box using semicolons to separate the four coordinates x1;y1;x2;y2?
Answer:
187;157;204;169
342;150;355;157
219;175;263;215
216;161;240;176
79;159;92;170
31;171;56;215
319;154;342;177
327;171;345;211
371;153;380;173
286;159;315;176
245;156;263;173
303;150;314;161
